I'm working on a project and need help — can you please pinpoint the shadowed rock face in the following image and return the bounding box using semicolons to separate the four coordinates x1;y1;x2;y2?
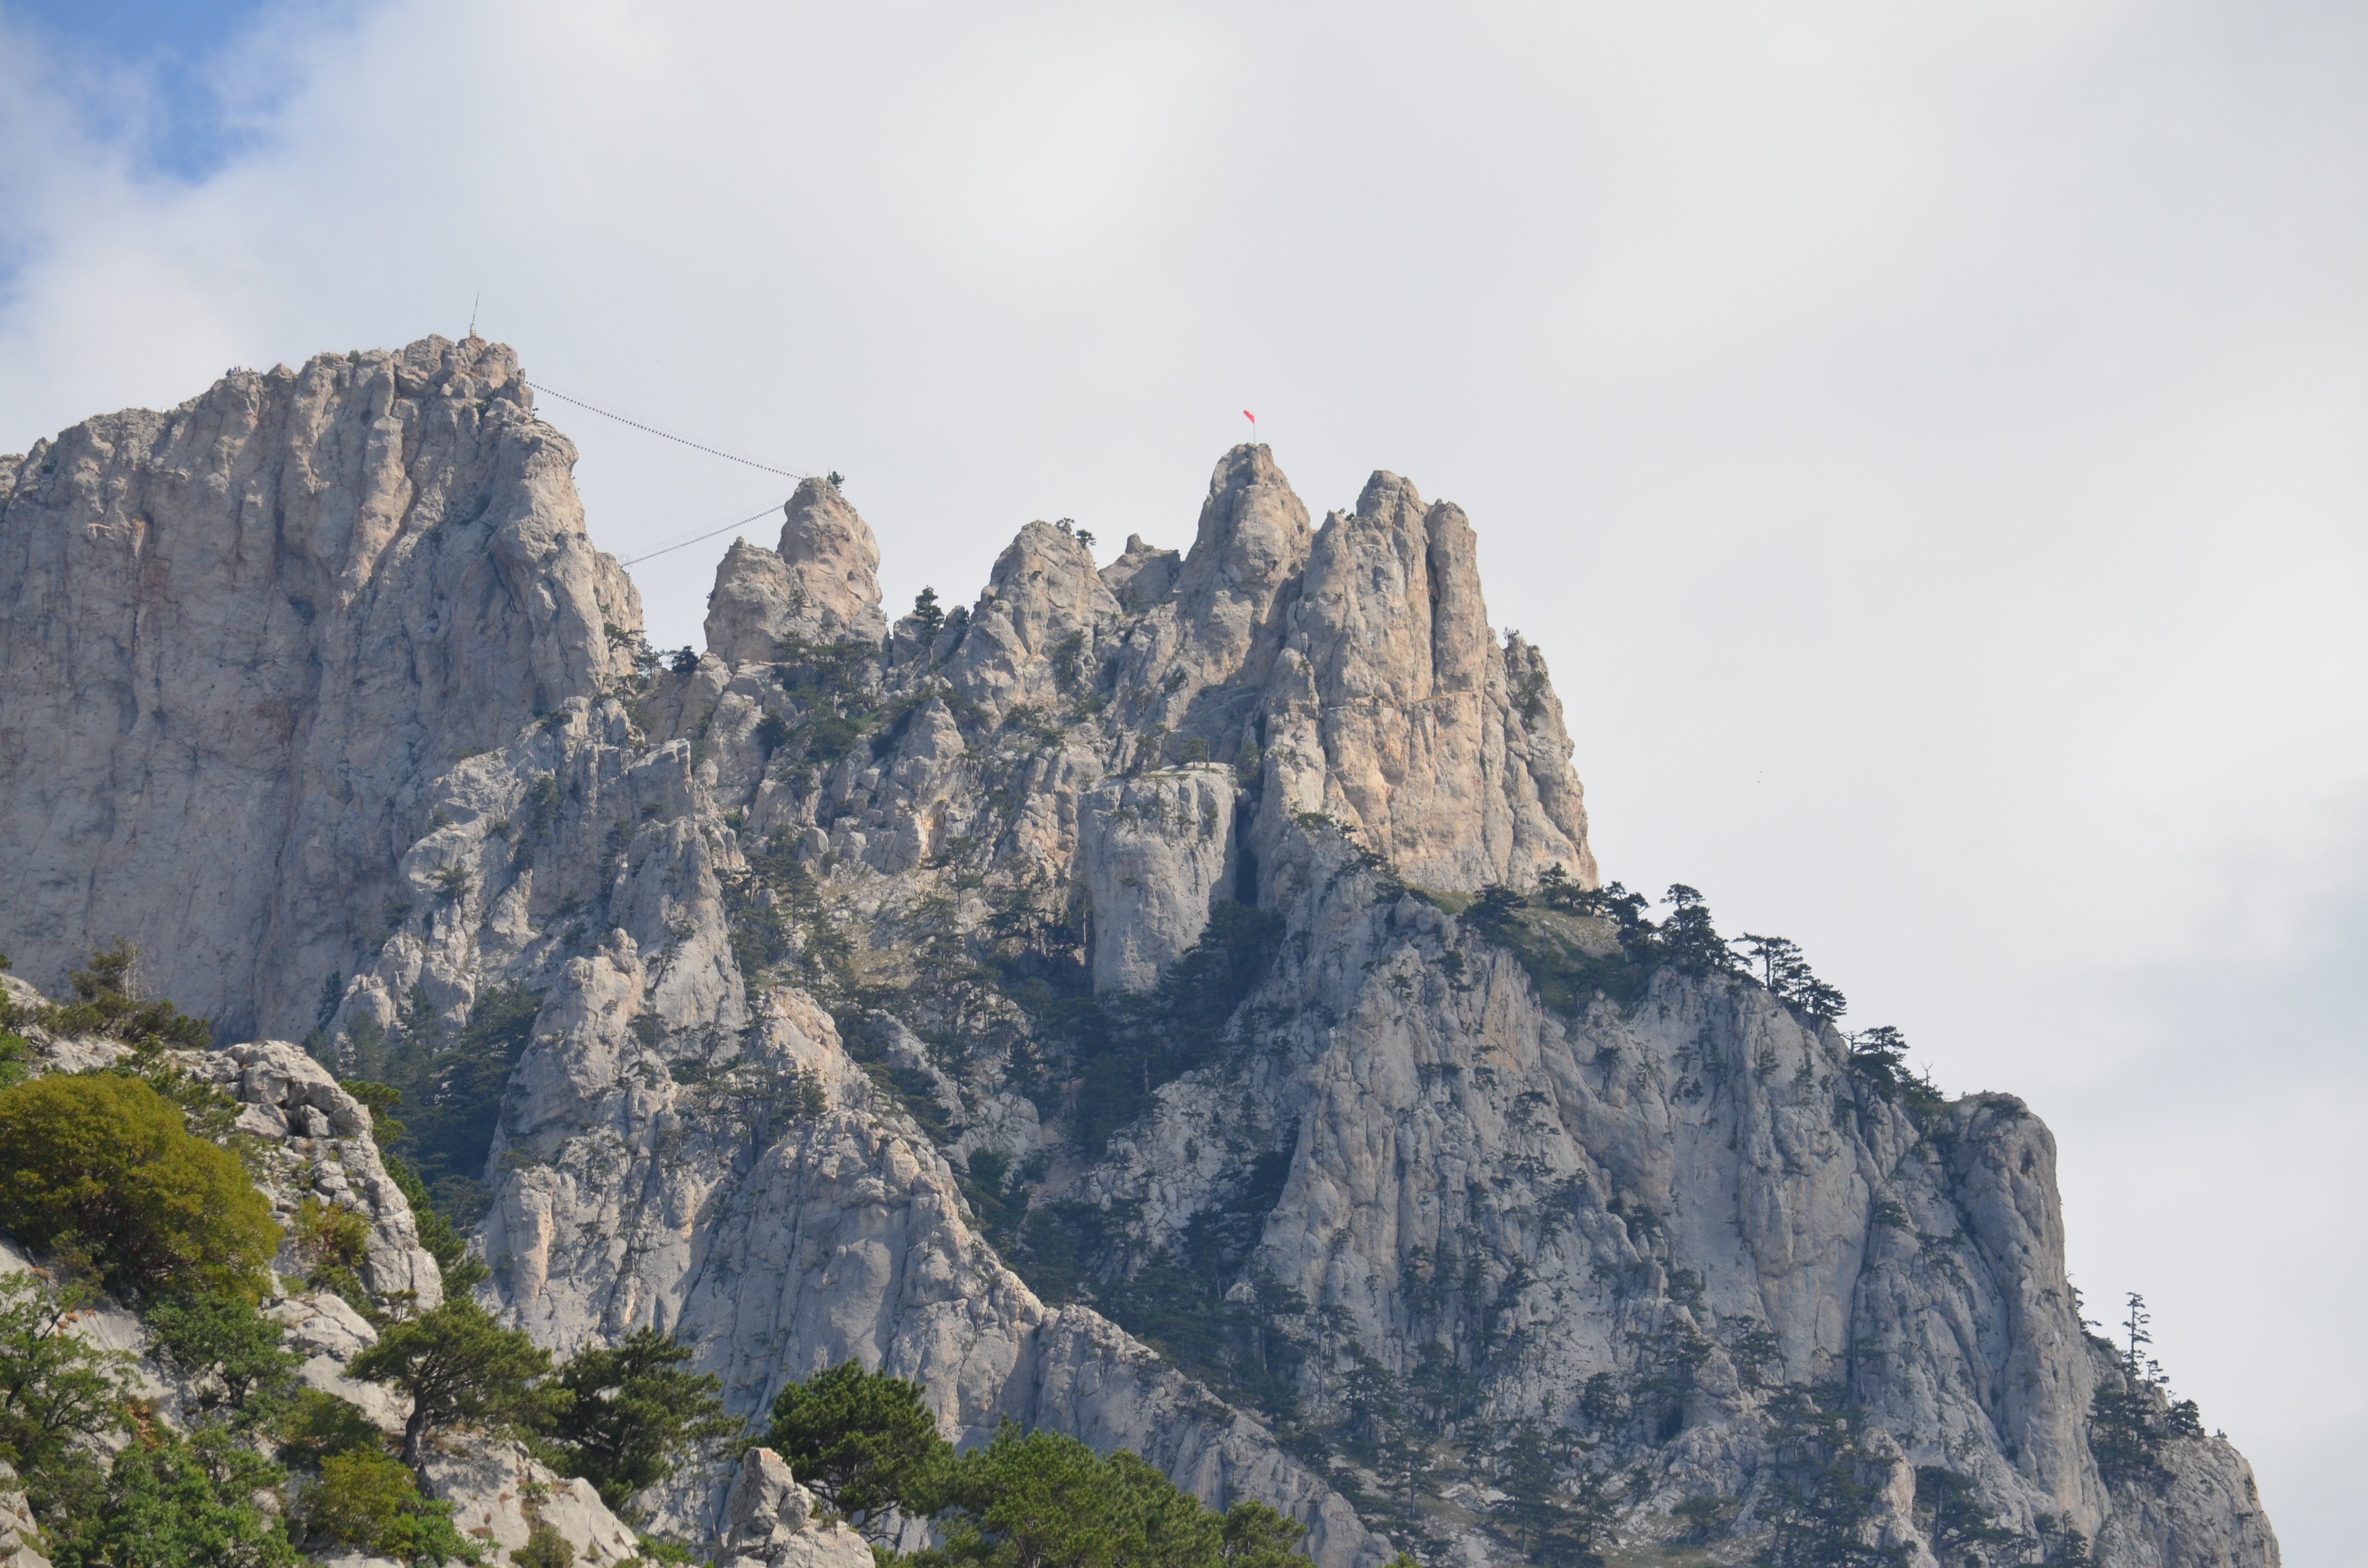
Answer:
0;368;2276;1568
0;336;636;1039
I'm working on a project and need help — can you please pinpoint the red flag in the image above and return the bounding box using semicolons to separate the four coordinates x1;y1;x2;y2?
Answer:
1242;410;1256;424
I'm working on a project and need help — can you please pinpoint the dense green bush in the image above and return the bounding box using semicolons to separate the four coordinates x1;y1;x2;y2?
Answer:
0;1073;280;1300
295;1443;476;1563
763;1362;1316;1568
349;1296;554;1469
145;1290;302;1417
765;1360;945;1543
543;1327;735;1512
516;1521;578;1568
338;984;543;1228
49;1423;298;1568
34;943;212;1050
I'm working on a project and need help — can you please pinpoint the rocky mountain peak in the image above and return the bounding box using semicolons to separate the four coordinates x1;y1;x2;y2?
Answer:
776;475;887;639
705;478;888;665
0;334;635;1038
0;350;2278;1568
1173;442;1312;682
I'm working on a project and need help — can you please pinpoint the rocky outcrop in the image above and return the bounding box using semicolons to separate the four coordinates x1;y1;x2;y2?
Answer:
0;1002;441;1312
0;1462;51;1568
1080;766;1237;992
705;478;887;666
204;1041;445;1308
716;1448;873;1568
0;350;2275;1568
423;1440;643;1566
0;336;637;1040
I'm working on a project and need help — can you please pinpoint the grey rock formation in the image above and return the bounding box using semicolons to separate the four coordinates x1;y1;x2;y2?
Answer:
0;335;636;1040
704;478;887;666
0;1462;51;1568
1080;766;1237;992
423;1440;643;1566
717;1447;873;1568
0;349;2276;1568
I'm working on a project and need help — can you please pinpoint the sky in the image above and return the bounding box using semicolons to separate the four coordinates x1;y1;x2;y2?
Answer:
1;0;2361;1555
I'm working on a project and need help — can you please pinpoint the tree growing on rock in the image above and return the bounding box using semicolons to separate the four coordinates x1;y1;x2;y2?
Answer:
912;587;946;641
764;1360;946;1544
0;1073;280;1302
543;1327;736;1511
349;1296;555;1471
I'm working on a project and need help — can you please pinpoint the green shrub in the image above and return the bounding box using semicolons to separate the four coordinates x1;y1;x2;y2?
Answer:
144;1290;301;1417
0;1270;134;1523
919;1423;1222;1568
303;1446;412;1548
762;1364;1314;1568
51;1421;299;1568
516;1521;577;1568
293;1196;373;1306
273;1389;383;1469
296;1443;477;1563
0;1074;281;1300
542;1327;735;1511
35;943;211;1050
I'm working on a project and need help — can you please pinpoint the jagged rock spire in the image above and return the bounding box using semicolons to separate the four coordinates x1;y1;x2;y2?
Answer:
704;477;887;665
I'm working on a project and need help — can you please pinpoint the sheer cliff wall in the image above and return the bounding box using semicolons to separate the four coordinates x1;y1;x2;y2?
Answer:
0;336;636;1040
0;343;2273;1568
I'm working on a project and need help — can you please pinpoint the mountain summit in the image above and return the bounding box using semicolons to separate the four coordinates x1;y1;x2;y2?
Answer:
0;340;2276;1568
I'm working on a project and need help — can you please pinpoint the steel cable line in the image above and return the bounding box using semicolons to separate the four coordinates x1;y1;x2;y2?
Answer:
522;379;810;481
619;502;786;567
513;378;806;566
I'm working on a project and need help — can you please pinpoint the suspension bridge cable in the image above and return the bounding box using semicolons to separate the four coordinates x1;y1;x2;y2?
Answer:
619;502;787;567
523;379;811;481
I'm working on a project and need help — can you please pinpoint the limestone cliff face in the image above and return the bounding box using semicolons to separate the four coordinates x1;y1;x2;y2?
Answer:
0;353;2276;1568
0;336;637;1040
704;476;888;665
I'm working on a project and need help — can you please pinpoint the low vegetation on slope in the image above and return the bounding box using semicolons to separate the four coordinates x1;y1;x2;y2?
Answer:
0;947;1363;1568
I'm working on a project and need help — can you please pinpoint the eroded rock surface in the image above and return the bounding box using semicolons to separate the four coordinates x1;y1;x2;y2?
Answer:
0;336;636;1039
0;348;2276;1568
704;477;887;666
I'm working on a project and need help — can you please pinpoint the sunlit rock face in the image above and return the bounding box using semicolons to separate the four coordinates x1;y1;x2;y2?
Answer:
0;336;636;1040
0;349;2275;1568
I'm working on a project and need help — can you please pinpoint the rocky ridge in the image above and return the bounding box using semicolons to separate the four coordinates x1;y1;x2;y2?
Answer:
0;341;2277;1568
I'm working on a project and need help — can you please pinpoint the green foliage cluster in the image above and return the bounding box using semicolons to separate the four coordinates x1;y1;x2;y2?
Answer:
763;1362;1319;1568
1050;900;1283;1161
335;983;543;1227
2086;1291;2207;1489
765;1361;945;1543
31;943;213;1051
299;1445;458;1560
0;1073;281;1301
0;1269;133;1525
541;1328;739;1512
0;1264;424;1568
1751;1387;1916;1568
350;1295;556;1469
723;831;860;1005
1912;1467;2020;1567
910;586;946;643
53;1422;302;1568
770;633;894;768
